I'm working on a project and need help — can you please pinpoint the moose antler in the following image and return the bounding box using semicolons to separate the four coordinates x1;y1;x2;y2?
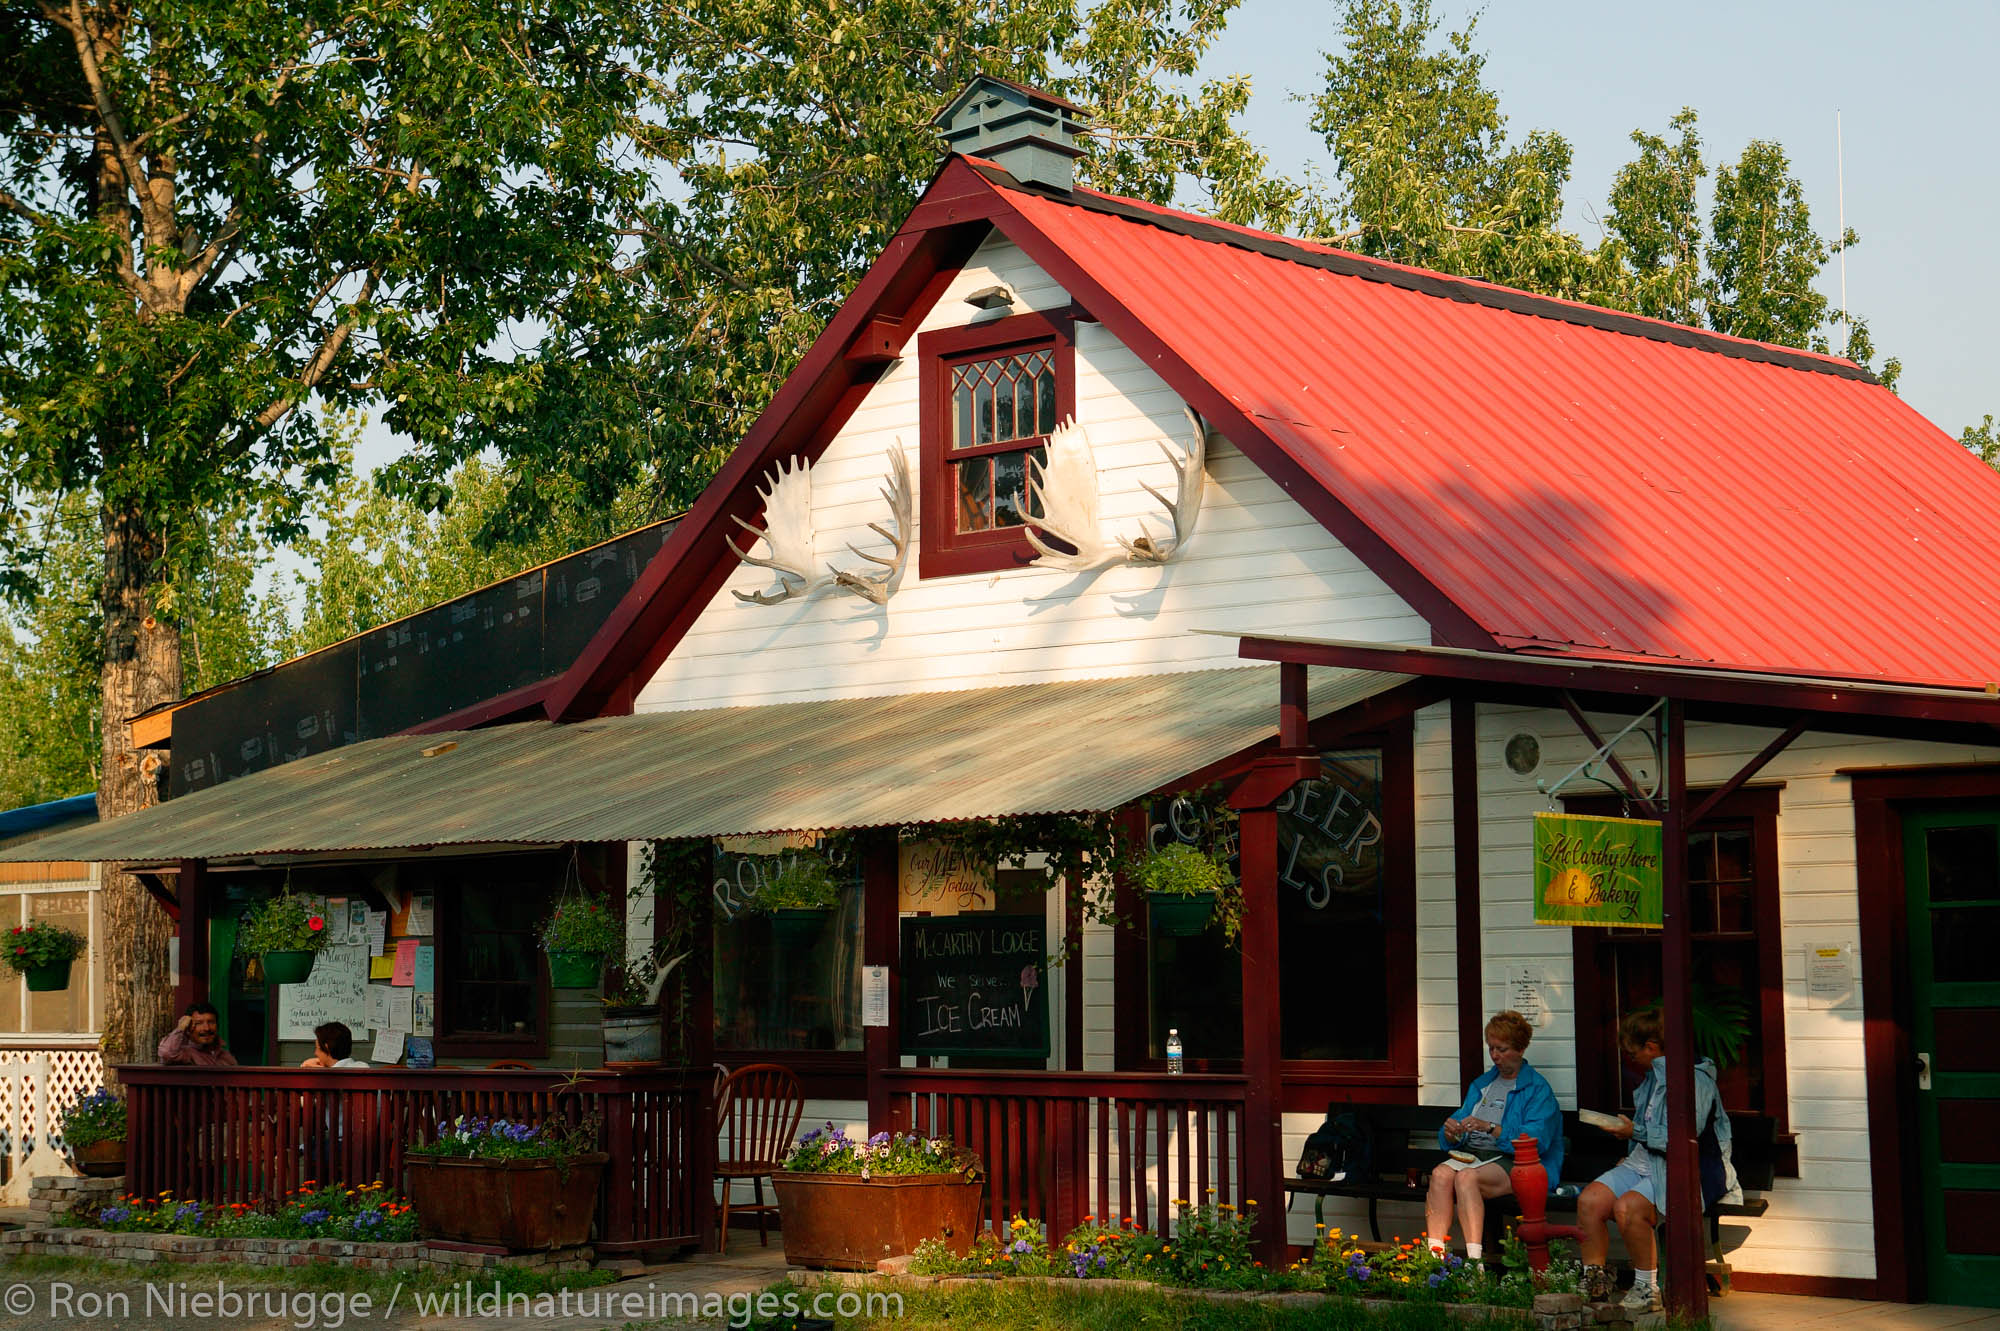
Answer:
1022;420;1123;572
833;447;912;605
1118;406;1208;564
730;456;826;605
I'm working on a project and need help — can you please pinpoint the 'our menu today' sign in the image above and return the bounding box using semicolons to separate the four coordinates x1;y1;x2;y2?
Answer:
1533;812;1664;929
900;916;1049;1059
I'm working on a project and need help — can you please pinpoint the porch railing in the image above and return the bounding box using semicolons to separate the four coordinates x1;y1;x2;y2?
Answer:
880;1068;1249;1242
118;1065;711;1255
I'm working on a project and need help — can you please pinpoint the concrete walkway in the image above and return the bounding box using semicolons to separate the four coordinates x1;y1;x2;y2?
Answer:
1718;1292;2000;1330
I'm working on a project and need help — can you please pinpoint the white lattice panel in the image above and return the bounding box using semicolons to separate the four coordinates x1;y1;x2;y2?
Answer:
0;1048;104;1156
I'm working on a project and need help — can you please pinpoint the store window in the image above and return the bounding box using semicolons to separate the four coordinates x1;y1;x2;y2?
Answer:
1129;734;1417;1088
432;853;568;1057
712;839;864;1053
918;310;1075;579
1570;788;1788;1128
0;878;99;1035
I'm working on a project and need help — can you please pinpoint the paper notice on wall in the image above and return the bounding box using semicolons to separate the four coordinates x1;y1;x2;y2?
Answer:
370;1030;405;1065
1807;944;1857;1009
366;984;392;1034
369;955;395;980
385;987;413;1034
366;911;388;954
408;894;435;936
392;939;418;986
324;899;350;947
412;945;435;992
347;900;369;946
1505;965;1550;1027
413;992;435;1037
863;965;890;1028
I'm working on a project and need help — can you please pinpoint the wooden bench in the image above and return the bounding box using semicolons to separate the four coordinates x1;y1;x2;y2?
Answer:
1285;1102;1775;1260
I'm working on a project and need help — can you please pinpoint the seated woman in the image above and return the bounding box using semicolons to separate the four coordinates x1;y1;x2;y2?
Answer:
300;1021;370;1069
1576;1008;1731;1313
1425;1009;1562;1263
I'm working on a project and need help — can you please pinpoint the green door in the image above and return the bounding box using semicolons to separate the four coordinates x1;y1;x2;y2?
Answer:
1904;809;2000;1306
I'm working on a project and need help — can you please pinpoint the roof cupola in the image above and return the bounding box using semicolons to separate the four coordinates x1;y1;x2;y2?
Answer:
935;75;1086;192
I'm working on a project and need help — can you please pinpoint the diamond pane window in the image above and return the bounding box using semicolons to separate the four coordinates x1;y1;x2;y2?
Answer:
950;350;1056;533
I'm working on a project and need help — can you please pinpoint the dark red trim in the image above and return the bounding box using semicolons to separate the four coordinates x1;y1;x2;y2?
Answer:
917;308;1076;579
1063;869;1084;1072
1659;699;1707;1320
864;829;899;1131
1239;636;2000;730
1726;1273;1884;1299
1844;765;2000;1303
1451;697;1483;1087
175;858;208;1014
406;679;554;734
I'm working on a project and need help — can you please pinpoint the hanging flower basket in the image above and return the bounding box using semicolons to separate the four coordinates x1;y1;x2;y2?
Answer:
1148;891;1217;937
261;949;317;985
237;888;330;985
547;951;604;989
3;921;86;992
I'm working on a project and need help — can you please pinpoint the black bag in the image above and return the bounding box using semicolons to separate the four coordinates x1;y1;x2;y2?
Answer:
1697;1097;1729;1211
1295;1102;1374;1181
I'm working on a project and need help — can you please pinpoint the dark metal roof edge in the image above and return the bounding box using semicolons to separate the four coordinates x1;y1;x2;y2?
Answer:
966;161;1879;386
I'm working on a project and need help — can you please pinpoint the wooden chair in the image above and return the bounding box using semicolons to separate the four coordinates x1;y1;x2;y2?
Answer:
714;1062;804;1252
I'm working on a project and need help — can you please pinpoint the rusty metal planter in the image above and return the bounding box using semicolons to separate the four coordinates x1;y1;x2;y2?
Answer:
405;1153;608;1250
770;1172;981;1270
71;1138;125;1177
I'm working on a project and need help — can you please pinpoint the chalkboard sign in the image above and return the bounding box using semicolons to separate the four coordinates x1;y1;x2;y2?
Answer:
900;916;1048;1059
277;944;369;1040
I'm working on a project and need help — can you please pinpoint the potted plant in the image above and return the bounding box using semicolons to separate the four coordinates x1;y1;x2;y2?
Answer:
2;920;86;992
405;1113;608;1249
238;889;330;984
60;1086;125;1177
1137;841;1239;940
750;852;842;946
772;1126;983;1271
600;946;688;1065
538;890;621;989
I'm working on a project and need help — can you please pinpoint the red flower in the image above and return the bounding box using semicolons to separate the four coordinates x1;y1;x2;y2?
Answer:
307;916;324;931
9;927;17;935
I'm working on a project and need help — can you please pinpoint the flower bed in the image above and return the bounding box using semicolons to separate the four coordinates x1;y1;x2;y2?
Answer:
909;1198;1582;1311
70;1180;419;1243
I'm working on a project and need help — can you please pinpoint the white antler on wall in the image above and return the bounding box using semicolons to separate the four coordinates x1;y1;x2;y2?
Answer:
730;456;825;605
1022;407;1210;573
729;449;912;607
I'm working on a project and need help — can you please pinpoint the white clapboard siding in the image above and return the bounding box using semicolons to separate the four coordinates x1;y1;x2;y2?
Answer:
638;232;1427;713
1410;700;2000;1281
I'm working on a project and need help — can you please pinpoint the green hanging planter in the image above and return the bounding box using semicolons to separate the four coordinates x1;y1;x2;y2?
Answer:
23;959;72;992
770;907;830;948
261;950;317;985
1148;891;1218;938
548;950;604;989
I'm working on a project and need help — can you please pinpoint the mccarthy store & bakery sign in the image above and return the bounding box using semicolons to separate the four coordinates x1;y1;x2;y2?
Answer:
1533;812;1664;929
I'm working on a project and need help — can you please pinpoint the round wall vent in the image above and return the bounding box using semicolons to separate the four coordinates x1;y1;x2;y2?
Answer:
1502;732;1542;777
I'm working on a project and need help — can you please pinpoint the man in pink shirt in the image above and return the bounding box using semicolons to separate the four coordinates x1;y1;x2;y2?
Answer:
156;1002;238;1066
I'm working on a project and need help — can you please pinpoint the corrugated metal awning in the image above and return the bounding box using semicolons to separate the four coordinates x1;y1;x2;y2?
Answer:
4;666;1410;863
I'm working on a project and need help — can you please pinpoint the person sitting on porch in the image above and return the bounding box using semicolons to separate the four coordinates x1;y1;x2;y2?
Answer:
1576;1007;1732;1314
300;1022;370;1069
157;1001;238;1067
1426;1009;1562;1265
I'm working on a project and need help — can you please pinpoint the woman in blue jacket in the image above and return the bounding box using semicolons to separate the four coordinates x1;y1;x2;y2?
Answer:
1425;1010;1564;1263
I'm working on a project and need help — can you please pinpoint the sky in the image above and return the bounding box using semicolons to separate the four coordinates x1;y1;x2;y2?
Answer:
356;0;1998;474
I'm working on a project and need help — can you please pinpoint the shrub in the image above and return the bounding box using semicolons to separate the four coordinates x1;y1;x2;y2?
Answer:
237;891;330;955
1135;843;1240;941
1;921;86;975
750;853;842;912
537;892;622;955
60;1087;125;1148
406;1114;601;1162
82;1181;417;1242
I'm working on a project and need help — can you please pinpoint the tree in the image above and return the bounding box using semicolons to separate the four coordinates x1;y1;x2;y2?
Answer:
0;499;101;811
1;0;667;1066
381;0;1305;529
1964;416;1998;468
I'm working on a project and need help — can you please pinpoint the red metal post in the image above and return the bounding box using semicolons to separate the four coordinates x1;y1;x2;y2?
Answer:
864;830;900;1134
1661;699;1707;1317
175;858;209;1016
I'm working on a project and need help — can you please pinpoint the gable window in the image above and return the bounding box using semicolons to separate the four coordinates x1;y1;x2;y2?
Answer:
918;309;1076;579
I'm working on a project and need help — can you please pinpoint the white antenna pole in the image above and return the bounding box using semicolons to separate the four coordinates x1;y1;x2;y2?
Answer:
1837;109;1849;355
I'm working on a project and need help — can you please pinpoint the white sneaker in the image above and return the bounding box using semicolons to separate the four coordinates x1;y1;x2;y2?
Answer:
1620;1281;1662;1313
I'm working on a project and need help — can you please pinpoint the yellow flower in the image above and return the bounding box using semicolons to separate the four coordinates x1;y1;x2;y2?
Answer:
1245;1199;1257;1207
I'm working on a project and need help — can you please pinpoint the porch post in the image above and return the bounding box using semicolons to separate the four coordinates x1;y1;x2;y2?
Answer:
1660;699;1706;1317
175;858;209;1015
1231;662;1319;1263
1450;698;1483;1085
686;861;718;1253
865;829;900;1133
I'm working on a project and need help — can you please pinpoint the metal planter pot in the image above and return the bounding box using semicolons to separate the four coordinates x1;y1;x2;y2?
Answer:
547;950;603;989
22;960;73;992
770;1172;982;1270
770;908;830;948
405;1153;609;1250
260;950;315;985
71;1138;125;1178
1147;891;1217;937
602;1006;661;1064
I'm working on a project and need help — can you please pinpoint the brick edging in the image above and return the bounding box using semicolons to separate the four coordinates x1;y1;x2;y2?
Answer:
3;1227;592;1275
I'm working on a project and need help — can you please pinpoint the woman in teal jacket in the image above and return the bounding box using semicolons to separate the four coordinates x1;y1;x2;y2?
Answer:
1424;1010;1564;1262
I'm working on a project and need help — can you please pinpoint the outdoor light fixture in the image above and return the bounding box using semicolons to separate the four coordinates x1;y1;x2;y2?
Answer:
963;284;1015;310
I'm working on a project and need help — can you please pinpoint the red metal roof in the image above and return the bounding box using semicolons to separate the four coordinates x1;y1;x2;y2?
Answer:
988;173;2000;688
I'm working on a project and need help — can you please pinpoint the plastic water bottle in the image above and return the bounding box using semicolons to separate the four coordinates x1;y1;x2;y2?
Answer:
1166;1028;1184;1075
